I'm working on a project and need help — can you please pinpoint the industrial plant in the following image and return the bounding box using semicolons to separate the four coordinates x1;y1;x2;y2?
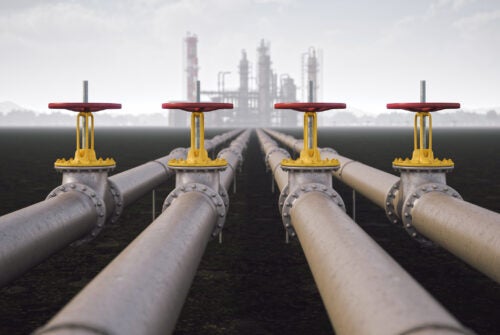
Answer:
169;33;321;127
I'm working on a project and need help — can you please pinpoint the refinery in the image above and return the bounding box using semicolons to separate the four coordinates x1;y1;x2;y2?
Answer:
0;19;499;335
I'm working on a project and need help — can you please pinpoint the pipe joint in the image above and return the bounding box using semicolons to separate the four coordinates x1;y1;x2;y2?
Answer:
392;168;462;242
401;182;461;243
265;147;290;171
319;147;338;156
281;182;345;237
218;147;243;171
164;167;229;239
162;182;228;239
107;179;124;224
47;182;107;245
385;180;401;226
279;166;344;238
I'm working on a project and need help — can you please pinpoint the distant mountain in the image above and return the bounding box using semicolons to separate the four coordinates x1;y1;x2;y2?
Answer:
0;101;498;127
0;101;25;115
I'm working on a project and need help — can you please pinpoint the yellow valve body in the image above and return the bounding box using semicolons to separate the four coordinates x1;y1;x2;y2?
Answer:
55;112;115;168
281;112;340;168
168;112;227;168
393;112;453;168
55;149;116;167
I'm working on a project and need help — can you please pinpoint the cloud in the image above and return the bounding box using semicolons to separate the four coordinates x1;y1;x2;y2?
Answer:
429;0;476;13
454;9;500;29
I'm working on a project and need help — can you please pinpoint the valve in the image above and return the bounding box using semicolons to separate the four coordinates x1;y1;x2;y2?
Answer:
385;81;462;242
49;82;120;169
274;85;347;240
388;81;459;170
162;102;233;168
46;81;122;245
274;102;345;168
162;85;233;242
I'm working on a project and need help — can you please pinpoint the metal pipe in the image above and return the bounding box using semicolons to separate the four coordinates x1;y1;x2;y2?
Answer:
108;150;184;208
412;192;500;282
36;131;251;335
292;192;465;335
35;191;217;335
0;192;97;286
263;128;500;283
219;130;251;190
0;130;241;287
256;129;288;190
263;128;399;208
257;129;466;335
108;129;241;208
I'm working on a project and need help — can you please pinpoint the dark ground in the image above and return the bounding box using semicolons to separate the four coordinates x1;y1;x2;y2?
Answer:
0;127;499;334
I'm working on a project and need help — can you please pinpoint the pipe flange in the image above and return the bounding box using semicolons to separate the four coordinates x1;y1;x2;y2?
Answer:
338;159;357;177
320;147;338;156
265;147;290;170
402;183;462;243
218;147;243;171
278;184;289;214
107;179;124;224
385;180;401;225
218;184;230;211
47;183;107;246
162;183;227;239
282;183;345;238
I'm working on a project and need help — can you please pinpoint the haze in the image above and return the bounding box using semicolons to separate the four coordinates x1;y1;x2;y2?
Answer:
1;0;499;115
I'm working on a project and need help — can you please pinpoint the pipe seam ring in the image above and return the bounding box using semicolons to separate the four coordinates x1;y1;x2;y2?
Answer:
278;184;289;215
217;147;243;170
107;179;124;225
398;323;477;335
385;180;401;226
281;183;345;238
337;159;357;177
272;162;283;178
402;182;462;243
150;159;171;174
169;147;189;157
47;182;106;246
33;322;111;335
265;147;291;170
319;147;338;156
162;182;228;238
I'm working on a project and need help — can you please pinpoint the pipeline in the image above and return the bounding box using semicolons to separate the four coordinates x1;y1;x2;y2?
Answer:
264;128;500;283
108;129;241;208
0;129;241;287
256;129;469;335
35;130;251;335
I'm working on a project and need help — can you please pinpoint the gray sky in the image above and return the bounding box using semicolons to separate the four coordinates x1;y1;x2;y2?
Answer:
1;0;499;115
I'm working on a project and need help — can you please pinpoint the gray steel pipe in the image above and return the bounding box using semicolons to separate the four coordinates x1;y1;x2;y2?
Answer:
36;191;217;335
264;128;500;283
0;192;97;286
292;192;466;335
0;130;241;287
257;129;468;335
109;129;242;207
219;130;251;189
412;192;500;282
256;129;288;190
263;128;399;208
35;130;251;335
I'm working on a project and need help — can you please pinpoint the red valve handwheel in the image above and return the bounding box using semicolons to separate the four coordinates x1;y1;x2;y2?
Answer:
48;102;122;112
162;102;234;112
387;102;460;112
274;102;346;112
